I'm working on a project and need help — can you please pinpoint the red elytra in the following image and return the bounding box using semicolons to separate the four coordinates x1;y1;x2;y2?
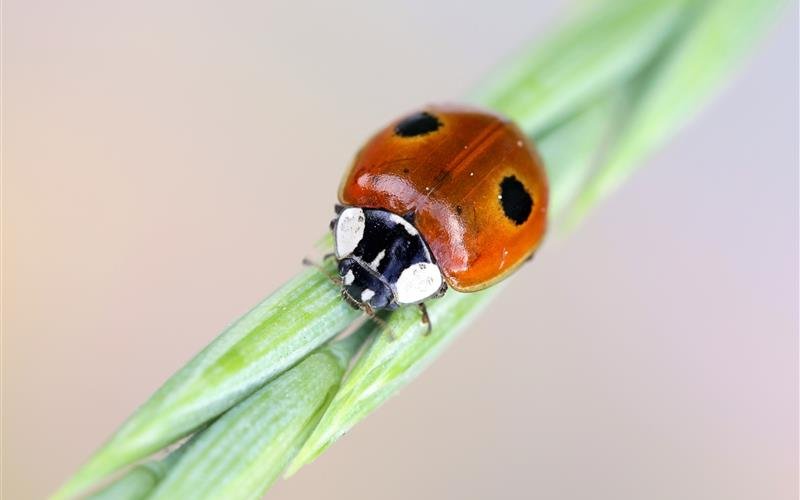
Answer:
339;104;548;292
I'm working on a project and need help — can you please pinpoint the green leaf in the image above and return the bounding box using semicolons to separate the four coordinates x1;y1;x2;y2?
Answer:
572;0;784;217
286;288;498;475
87;330;369;500
55;264;358;499
87;429;202;500
536;95;620;221
469;0;691;137
146;331;368;499
86;462;168;500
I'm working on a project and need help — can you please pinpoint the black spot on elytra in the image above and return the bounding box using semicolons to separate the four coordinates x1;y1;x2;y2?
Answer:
456;205;463;215
499;176;533;225
395;112;441;137
402;168;410;174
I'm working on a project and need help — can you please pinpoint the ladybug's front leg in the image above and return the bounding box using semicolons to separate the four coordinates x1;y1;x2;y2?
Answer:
418;303;432;336
301;257;342;287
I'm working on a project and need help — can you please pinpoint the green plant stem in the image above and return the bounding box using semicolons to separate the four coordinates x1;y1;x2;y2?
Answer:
54;1;783;497
147;331;369;499
55;268;360;499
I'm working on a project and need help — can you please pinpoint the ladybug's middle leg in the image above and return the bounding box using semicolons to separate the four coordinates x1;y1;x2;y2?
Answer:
418;303;432;336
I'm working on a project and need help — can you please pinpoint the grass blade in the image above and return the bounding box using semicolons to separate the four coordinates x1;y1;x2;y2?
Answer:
86;462;168;500
469;0;691;136
55;266;358;499
286;289;498;475
87;429;204;500
147;330;369;500
572;0;785;216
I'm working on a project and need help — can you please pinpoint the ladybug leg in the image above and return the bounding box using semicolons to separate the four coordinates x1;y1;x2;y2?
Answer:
523;250;538;264
340;289;361;310
362;304;397;341
418;303;432;335
322;252;336;262
302;257;342;287
341;291;393;345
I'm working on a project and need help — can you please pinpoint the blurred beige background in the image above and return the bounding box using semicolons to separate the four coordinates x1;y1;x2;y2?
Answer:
3;1;797;499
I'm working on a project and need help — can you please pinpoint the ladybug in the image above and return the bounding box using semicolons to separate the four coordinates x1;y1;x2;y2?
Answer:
329;104;548;327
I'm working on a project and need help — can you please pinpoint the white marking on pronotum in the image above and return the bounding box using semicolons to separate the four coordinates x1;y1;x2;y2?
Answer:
369;249;386;270
343;270;355;286
335;207;365;258
395;262;443;305
387;212;419;236
361;288;375;302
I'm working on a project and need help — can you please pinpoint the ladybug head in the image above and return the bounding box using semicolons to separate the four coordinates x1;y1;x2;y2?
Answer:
332;207;445;311
337;258;394;310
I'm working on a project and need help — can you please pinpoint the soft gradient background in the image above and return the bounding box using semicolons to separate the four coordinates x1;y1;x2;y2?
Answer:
3;1;798;499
